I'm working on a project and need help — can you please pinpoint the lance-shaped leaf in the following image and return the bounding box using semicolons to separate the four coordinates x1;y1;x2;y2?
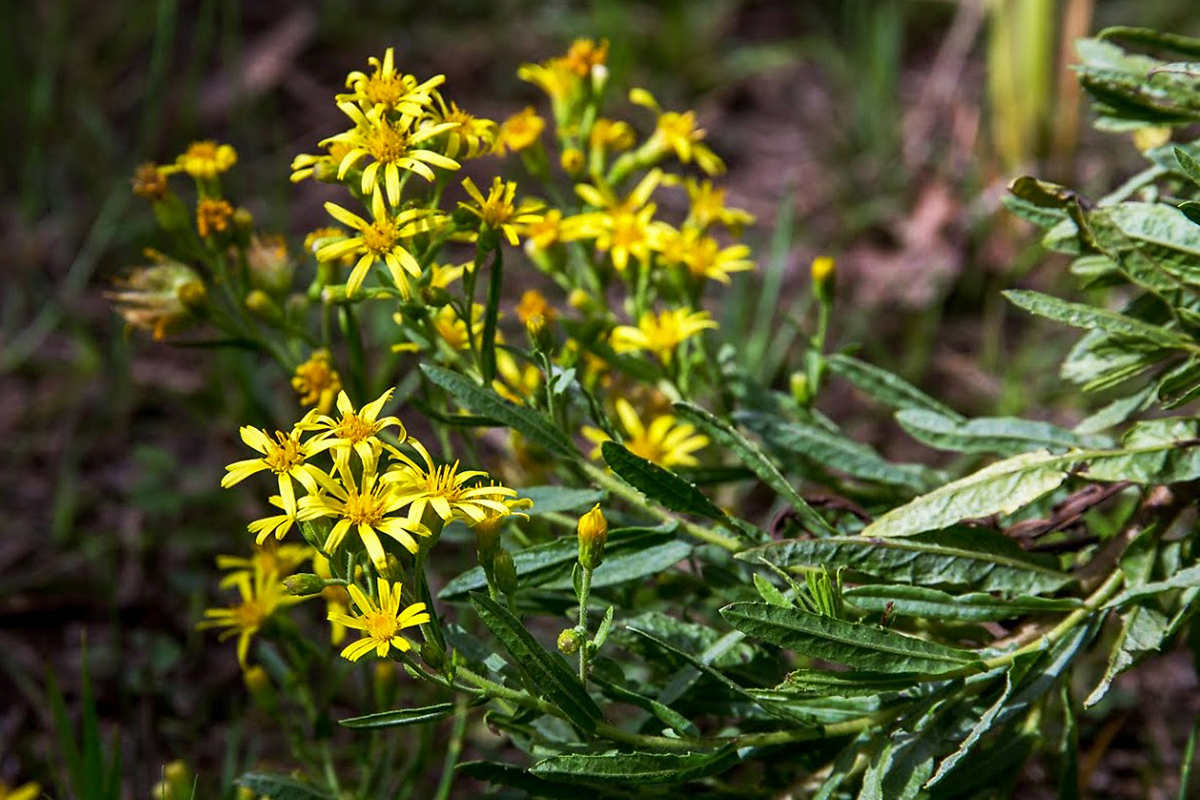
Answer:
592;676;698;737
764;668;921;698
340;702;457;729
1004;289;1194;349
457;761;626;800
421;364;577;458
738;411;938;492
897;409;1111;456
844;585;1083;622
862;450;1070;538
470;592;602;732
516;485;604;515
925;671;1016;788
827;353;964;419
539;536;692;590
722;602;981;674
601;441;725;521
675;402;834;533
531;748;739;784
1084;417;1200;483
1105;562;1200;607
741;530;1073;594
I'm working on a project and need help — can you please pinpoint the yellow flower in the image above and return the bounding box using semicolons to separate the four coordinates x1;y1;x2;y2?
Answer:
196;198;233;238
562;38;609;76
458;177;545;246
518;59;580;102
339;48;444;113
107;258;205;340
659;230;754;284
198;564;300;667
610;308;718;364
324;102;460;205
524;209;565;252
316;192;441;297
292;349;342;414
684;178;755;232
383;438;517;526
577;503;608;569
630;89;724;175
216;540;314;589
329;578;430;662
291;140;354;184
428;303;485;351
493;349;542;405
221;421;327;516
567;171;669;272
430;92;497;159
299;460;430;570
175;140;237;180
515;289;555;324
583;398;708;468
0;782;40;800
299;388;406;473
589;118;637;152
497;106;545;154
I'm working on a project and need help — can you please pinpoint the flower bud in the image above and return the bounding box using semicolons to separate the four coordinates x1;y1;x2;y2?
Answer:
247;234;295;296
283;573;327;596
557;628;582;654
560;147;585;176
810;256;836;305
494;548;519;595
577;504;608;570
243;665;277;712
244;289;283;325
789;372;811;407
525;313;557;355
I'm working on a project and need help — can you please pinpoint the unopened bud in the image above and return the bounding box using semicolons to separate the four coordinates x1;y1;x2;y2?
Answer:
577;504;608;570
244;289;283;325
557;628;582;654
243;665;277;711
247;234;295;296
283;573;327;596
561;147;585;176
526;313;557;354
789;372;811;407
811;256;836;304
494;548;519;595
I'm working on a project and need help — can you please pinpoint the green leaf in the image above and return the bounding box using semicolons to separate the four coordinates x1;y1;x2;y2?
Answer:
540;537;692;590
469;592;602;732
675;401;835;533
1099;26;1200;57
1004;289;1193;349
766;668;919;697
738;411;938;492
721;602;980;674
1106;563;1200;607
753;573;792;607
591;676;698;737
844;585;1083;622
531;748;739;784
517;485;604;515
1009;176;1087;209
1176;146;1200;187
826;353;964;419
925;671;1016;788
421;364;577;459
235;774;332;800
862;450;1070;538
457;761;617;800
741;529;1073;594
600;440;724;520
1084;604;1172;708
1084;418;1200;483
339;702;457;729
617;612;757;670
897;409;1110;456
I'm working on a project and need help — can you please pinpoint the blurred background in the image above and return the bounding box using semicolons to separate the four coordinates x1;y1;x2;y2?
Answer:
2;0;1198;796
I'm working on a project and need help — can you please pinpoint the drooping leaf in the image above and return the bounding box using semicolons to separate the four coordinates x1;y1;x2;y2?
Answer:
1083;417;1200;483
676;402;835;533
235;774;332;800
1105;563;1200;607
531;748;739;784
844;584;1083;622
741;529;1073;595
738;411;938;492
722;602;981;674
601;441;725;521
339;702;457;729
925;671;1015;788
470;592;602;732
826;354;964;420
1084;603;1172;708
896;409;1111;455
861;450;1070;538
421;364;577;458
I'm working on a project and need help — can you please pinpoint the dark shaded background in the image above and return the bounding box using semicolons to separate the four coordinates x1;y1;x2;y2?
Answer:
2;1;1198;796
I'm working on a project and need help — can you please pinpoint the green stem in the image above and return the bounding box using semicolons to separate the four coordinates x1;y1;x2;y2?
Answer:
340;304;368;402
434;696;468;800
578;566;593;684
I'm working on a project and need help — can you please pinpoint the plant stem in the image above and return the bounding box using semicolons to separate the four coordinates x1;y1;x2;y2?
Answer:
434;696;468;800
578;565;593;684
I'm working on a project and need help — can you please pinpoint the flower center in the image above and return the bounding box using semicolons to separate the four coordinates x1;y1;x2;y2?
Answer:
364;122;410;164
360;219;399;255
233;599;268;630
265;431;304;474
363;74;409;108
364;610;399;641
335;411;375;444
426;463;464;500
343;485;386;527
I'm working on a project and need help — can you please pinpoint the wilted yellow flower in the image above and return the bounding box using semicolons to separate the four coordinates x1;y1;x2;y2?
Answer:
198;564;301;667
610;308;718;364
107;258;205;340
329;578;430;662
131;162;169;199
196;198;233;238
497;106;545;155
291;349;342;414
583;397;708;468
175;140;238;180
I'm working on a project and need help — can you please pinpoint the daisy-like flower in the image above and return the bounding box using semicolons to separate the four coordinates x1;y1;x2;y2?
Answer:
300;388;406;473
496;106;545;155
292;349;342;414
217;540;313;589
384;438;518;527
299;460;430;570
339;48;444;113
468;484;533;548
316;192;442;298
629;89;724;175
328;578;430;662
221;421;326;516
567;171;669;272
429;92;497;159
610;308;719;364
583;397;709;469
524;209;565;253
291;140;354;184
174;140;238;180
198;564;301;667
683;178;755;232
658;229;754;284
515;289;556;325
458;177;545;246
324;102;459;206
